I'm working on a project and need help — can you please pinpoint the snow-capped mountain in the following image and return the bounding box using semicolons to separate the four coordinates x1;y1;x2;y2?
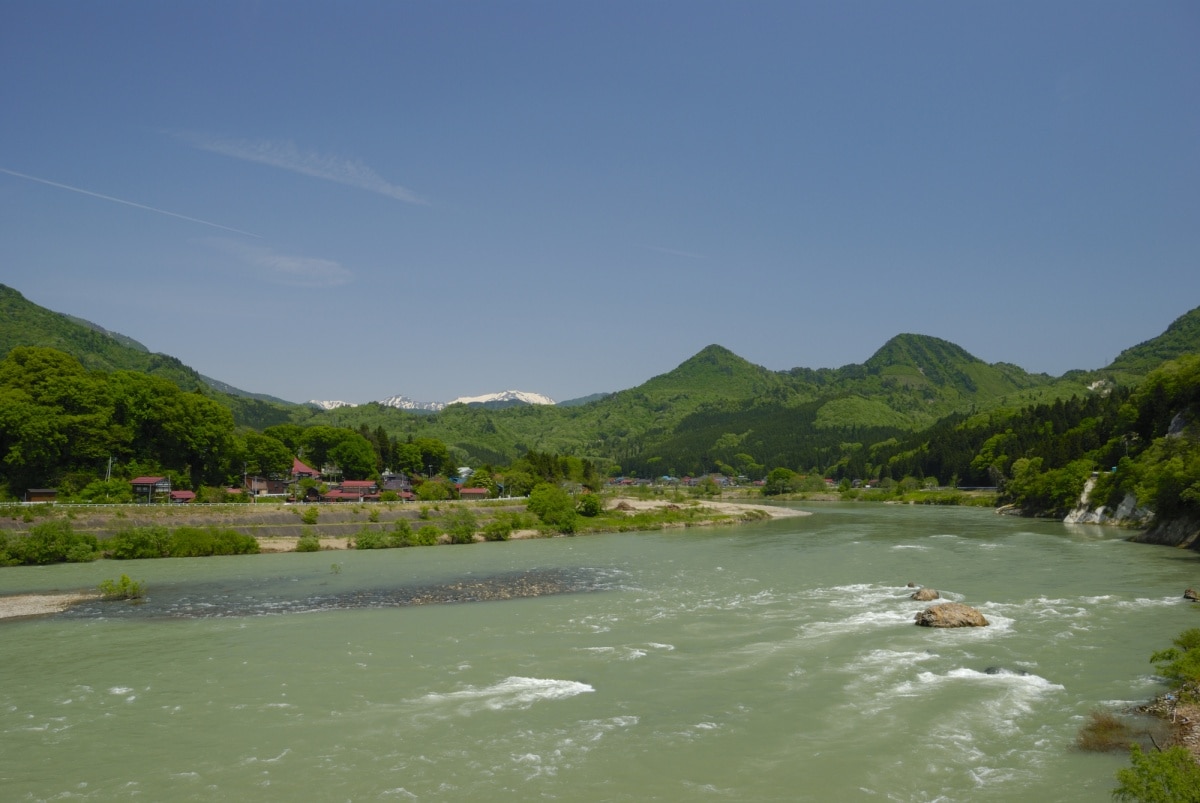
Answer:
307;400;358;410
312;390;556;412
447;390;556;407
376;394;445;412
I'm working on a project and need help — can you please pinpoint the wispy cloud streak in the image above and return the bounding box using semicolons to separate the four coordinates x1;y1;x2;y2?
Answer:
0;166;260;237
205;238;352;288
178;133;428;205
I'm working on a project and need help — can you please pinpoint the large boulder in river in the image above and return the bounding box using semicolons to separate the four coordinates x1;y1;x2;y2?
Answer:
914;602;989;628
910;587;940;601
1185;588;1199;602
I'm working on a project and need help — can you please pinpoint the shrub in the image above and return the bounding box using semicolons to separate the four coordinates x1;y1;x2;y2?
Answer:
167;526;259;557
444;508;478;544
354;527;391;549
107;526;171;559
1075;709;1139;752
295;532;321;552
527;483;577;533
300;506;319;525
576;493;604;517
1113;745;1200;803
1150;628;1200;687
482;517;513;541
98;574;144;600
9;521;99;564
412;524;441;545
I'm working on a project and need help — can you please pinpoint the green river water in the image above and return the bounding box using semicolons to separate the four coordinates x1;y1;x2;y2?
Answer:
2;503;1198;802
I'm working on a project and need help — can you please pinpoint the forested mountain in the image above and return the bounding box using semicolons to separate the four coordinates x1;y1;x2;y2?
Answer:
1105;305;1200;377
0;285;296;429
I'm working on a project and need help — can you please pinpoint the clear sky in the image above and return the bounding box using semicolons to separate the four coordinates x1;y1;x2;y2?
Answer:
2;2;1197;405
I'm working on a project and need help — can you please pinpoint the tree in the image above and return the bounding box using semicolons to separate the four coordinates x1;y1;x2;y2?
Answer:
1113;745;1200;803
762;467;798;496
239;431;293;478
527;482;577;533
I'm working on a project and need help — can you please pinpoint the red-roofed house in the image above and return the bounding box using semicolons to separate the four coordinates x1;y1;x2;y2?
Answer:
169;490;196;504
292;458;321;480
459;486;490;501
130;476;170;503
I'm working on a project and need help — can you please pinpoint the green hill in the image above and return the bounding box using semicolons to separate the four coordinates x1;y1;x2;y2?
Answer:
0;284;296;428
1105;305;1200;376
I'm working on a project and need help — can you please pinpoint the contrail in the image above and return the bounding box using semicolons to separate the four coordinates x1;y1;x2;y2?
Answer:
0;166;260;237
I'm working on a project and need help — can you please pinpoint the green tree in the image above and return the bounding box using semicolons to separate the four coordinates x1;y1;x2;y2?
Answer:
527;482;577;533
763;467;798;496
1113;745;1200;803
444;507;478;544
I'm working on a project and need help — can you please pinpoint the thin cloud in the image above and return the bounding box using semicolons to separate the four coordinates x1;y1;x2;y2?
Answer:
178;133;428;205
0;166;260;237
206;238;352;288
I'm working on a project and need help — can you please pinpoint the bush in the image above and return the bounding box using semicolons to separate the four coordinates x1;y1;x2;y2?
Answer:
444;508;478;544
167;526;260;557
98;574;144;600
106;526;171;559
482;517;513;541
1076;709;1139;752
528;483;577;533
576;493;604;517
354;527;393;549
300;506;319;525
295;532;321;552
1114;745;1200;802
1150;628;1200;686
8;521;98;564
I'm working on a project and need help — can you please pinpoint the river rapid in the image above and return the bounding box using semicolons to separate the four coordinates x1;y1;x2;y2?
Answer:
2;503;1197;802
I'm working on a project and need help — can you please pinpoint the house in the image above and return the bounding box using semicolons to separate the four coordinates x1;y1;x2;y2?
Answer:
381;472;415;501
169;490;196;504
459;486;490;501
24;488;57;504
291;458;321;480
130;476;170;503
340;479;379;495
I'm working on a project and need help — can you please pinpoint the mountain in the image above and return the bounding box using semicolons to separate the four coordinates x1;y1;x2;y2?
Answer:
447;390;556;408
370;390;556;412
1105;305;1200;376
0;284;297;428
308;400;359;411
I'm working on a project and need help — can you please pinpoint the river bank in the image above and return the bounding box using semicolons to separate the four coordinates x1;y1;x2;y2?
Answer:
0;496;808;619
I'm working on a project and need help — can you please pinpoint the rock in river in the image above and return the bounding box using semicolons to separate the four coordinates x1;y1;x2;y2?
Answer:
914;601;989;628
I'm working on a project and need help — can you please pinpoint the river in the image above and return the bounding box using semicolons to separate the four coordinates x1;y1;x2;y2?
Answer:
1;503;1197;801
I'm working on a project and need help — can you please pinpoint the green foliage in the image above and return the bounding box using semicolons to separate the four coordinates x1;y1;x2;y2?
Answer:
299;506;319;525
1113;745;1200;803
762;467;798;497
444;507;478;544
166;526;259;557
106;525;171;559
527;483;577;533
576;492;604;517
1150;629;1200;686
482;515;514;541
1076;709;1141;753
5;520;98;564
98;574;144;600
295;532;321;552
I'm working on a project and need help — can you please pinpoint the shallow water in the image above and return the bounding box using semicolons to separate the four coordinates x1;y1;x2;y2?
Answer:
2;503;1196;801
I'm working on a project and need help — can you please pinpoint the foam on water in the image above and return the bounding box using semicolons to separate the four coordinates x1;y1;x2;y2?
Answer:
419;676;594;714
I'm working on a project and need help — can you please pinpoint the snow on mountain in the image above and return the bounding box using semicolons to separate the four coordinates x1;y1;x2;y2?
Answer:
377;394;445;412
447;390;556;406
307;400;358;410
313;390;556;411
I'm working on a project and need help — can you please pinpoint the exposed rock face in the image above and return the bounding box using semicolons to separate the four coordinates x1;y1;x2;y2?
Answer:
914;602;989;628
1131;515;1200;550
910;587;940;601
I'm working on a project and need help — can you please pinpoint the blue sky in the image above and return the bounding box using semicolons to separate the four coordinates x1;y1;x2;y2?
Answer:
2;2;1197;405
